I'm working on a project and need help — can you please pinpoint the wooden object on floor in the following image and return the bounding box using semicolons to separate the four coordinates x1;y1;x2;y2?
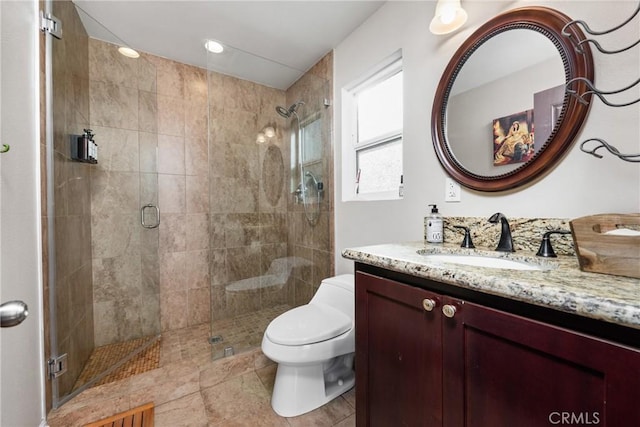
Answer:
570;213;640;279
74;338;160;391
84;402;154;427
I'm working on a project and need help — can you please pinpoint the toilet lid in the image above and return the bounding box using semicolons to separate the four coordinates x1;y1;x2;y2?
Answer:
266;304;352;346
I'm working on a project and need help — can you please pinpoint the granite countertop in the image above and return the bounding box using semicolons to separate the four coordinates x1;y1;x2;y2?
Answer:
342;241;640;330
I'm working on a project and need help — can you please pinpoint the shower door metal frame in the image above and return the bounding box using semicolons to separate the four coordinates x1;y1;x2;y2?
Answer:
43;0;63;407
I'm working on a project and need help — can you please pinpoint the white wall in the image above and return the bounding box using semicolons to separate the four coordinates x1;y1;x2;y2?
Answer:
334;1;640;274
0;0;46;425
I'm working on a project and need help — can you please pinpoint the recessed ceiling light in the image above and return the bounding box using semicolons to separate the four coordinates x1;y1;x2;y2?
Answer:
204;40;224;54
118;46;140;58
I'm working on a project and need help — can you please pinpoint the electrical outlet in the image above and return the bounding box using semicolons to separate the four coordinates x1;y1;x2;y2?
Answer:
445;178;461;202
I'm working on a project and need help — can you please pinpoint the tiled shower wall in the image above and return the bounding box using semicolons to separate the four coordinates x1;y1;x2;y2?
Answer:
87;42;338;337
206;53;335;323
149;52;211;332
87;40;161;345
88;40;299;333
87;40;212;336
285;53;335;303
208;71;289;321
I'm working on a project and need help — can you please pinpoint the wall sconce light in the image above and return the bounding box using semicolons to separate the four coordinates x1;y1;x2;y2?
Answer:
429;0;467;35
263;126;275;139
256;125;276;144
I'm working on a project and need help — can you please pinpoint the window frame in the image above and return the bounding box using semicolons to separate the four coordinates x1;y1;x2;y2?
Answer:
342;51;404;201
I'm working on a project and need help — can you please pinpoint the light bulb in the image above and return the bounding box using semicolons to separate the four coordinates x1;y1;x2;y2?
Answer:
264;126;275;138
439;5;456;25
204;40;224;54
118;46;140;58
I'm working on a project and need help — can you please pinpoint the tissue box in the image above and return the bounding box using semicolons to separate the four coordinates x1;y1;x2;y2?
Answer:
570;214;640;279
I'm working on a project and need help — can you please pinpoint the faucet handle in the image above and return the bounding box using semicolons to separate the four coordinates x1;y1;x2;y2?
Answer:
536;230;572;257
453;225;475;249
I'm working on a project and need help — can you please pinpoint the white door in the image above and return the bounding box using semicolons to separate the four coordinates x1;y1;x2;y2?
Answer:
0;1;46;426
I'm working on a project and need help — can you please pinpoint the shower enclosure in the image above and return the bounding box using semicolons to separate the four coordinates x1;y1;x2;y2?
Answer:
44;0;333;409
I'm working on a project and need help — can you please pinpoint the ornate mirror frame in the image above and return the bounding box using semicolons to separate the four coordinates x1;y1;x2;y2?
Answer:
431;7;594;192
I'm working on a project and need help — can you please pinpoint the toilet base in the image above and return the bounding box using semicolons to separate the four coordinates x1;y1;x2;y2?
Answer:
270;353;355;417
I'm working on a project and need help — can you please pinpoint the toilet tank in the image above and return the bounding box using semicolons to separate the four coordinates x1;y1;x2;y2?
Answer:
310;274;355;319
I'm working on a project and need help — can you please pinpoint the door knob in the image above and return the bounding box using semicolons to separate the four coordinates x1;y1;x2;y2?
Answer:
442;304;457;318
422;298;436;311
1;300;29;327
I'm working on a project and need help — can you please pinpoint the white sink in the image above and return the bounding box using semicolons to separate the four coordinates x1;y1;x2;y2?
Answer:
419;253;546;271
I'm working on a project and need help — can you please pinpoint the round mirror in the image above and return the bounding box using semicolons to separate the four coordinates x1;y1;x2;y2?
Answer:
432;7;594;191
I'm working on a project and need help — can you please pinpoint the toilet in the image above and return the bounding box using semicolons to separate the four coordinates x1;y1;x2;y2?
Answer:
261;274;355;417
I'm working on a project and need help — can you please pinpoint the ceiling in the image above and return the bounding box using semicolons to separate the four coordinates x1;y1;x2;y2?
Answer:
73;0;386;90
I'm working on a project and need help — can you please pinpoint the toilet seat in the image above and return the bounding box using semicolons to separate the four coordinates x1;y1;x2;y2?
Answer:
266;304;352;346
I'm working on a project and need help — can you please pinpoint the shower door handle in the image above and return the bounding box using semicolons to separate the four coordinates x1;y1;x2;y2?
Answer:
141;204;160;229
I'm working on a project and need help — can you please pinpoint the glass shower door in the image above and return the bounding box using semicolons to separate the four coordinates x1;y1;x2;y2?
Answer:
46;0;161;407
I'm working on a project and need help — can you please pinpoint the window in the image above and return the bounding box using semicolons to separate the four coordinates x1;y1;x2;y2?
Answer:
343;53;403;200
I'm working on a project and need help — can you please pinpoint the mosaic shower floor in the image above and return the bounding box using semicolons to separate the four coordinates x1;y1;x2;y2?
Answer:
73;336;160;391
209;304;292;358
76;304;293;391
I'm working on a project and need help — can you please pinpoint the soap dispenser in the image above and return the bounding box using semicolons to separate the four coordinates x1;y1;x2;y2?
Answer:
426;204;443;243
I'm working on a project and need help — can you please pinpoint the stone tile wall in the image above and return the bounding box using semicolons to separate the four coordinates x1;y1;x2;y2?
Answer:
285;52;335;304
207;71;290;321
86;41;334;341
87;40;162;344
88;40;215;336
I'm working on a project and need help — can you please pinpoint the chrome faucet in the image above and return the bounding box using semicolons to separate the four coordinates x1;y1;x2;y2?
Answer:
488;213;515;252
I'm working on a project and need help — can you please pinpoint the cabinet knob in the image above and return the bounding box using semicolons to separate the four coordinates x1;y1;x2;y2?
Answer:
442;304;457;318
422;298;436;312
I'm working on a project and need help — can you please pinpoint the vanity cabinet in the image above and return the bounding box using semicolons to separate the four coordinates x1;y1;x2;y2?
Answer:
355;270;640;427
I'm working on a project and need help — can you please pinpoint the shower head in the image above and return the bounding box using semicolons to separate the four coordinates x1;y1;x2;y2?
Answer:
276;105;291;118
275;101;305;118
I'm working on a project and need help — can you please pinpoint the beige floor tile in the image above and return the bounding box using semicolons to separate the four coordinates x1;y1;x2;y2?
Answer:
200;349;262;389
201;371;288;427
334;413;356;427
255;363;277;393
342;388;356;409
286;395;355;427
155;392;208;427
47;395;131;427
128;360;200;407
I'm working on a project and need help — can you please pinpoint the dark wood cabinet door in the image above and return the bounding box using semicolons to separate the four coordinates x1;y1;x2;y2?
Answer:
442;299;640;427
356;272;443;427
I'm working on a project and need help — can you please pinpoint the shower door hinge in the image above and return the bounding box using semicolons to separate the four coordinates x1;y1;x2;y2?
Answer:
47;354;68;379
40;11;63;39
